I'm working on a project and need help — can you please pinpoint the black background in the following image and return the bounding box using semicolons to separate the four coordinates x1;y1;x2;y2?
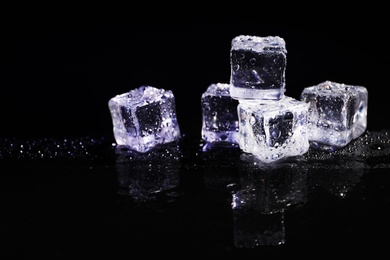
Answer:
3;19;390;258
3;21;389;139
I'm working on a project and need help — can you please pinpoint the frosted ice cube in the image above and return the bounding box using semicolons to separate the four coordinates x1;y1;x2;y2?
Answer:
201;83;239;144
238;96;310;163
108;85;181;153
300;80;368;150
230;35;287;101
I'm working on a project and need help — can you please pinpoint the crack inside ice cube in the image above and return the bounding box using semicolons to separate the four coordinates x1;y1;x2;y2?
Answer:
108;85;181;153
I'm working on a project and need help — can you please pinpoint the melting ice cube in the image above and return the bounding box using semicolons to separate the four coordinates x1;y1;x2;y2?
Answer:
300;80;368;150
108;85;181;153
201;83;239;144
230;35;287;101
237;96;310;163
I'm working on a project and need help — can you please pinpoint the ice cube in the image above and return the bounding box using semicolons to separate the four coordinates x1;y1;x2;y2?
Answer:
230;35;287;101
108;85;181;153
237;96;310;163
300;80;368;150
201;83;239;144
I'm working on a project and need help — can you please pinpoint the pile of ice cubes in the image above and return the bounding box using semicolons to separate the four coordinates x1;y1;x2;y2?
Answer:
108;35;368;163
200;35;368;162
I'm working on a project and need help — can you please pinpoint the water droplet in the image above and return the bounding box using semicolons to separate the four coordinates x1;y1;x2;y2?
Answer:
370;143;385;150
249;116;256;125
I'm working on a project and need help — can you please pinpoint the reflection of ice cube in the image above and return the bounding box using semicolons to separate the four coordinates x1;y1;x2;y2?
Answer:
238;153;308;213
201;83;239;144
116;161;181;203
232;155;307;247
300;80;368;150
115;144;182;203
238;96;310;163
230;35;287;100
202;144;241;192
108;86;181;153
232;195;286;247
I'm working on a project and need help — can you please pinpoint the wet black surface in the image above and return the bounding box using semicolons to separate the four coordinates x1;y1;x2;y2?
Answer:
1;131;390;258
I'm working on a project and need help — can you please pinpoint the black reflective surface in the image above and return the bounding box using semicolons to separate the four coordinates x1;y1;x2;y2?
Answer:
1;131;390;258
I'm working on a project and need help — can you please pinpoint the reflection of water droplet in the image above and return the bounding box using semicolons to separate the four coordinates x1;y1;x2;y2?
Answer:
249;116;256;125
227;183;240;194
370;143;385;150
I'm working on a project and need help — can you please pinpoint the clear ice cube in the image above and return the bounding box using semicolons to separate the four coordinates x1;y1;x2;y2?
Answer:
201;83;239;144
300;80;368;150
230;35;287;101
108;85;181;153
237;96;310;163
